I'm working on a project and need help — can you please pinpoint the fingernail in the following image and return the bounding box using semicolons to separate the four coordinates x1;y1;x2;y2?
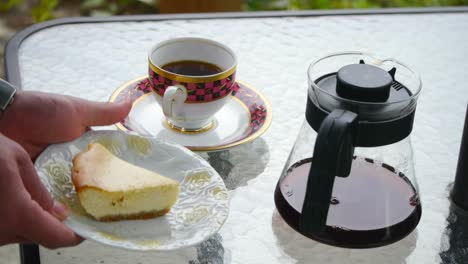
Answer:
51;201;70;221
116;98;131;104
113;100;131;110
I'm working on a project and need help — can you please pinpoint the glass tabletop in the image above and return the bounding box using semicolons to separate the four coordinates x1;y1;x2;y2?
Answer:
5;9;468;264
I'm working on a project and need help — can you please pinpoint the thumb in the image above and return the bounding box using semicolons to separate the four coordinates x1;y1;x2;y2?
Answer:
79;99;132;127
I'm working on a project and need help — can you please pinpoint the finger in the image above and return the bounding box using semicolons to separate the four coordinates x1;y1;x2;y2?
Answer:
49;201;71;222
79;99;132;127
0;235;32;246
15;236;33;244
17;153;54;211
18;199;83;249
12;236;33;244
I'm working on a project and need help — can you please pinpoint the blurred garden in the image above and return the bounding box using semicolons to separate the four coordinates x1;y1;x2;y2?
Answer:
2;0;468;26
1;0;468;78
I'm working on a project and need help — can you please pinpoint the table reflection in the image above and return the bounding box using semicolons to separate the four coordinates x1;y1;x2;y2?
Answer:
439;185;468;264
271;210;418;264
199;137;270;191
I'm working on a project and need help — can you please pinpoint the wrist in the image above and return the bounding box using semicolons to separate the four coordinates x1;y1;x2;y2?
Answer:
0;90;23;130
0;79;17;112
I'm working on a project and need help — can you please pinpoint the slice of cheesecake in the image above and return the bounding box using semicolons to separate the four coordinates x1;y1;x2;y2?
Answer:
72;143;180;221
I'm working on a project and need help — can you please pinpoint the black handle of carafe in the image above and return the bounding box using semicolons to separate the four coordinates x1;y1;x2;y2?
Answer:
299;109;358;234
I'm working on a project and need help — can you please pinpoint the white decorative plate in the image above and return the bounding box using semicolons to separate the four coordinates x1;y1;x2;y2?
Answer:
34;130;229;251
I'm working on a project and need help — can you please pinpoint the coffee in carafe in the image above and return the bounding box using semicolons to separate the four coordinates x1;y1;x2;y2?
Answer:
275;52;422;248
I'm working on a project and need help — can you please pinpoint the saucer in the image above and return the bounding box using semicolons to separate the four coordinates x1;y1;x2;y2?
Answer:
109;76;272;151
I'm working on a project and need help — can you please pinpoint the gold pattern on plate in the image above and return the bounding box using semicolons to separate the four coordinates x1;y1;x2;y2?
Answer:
136;240;162;248
209;186;229;200
94;138;121;154
126;135;152;155
184;171;212;191
98;232;126;242
164;119;215;134
108;76;144;103
45;162;88;216
46;162;73;193
180;207;209;225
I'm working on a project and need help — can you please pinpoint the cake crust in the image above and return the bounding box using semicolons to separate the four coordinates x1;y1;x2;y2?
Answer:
96;208;170;222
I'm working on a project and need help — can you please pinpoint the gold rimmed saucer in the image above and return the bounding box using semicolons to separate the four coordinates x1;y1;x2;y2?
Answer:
109;76;272;151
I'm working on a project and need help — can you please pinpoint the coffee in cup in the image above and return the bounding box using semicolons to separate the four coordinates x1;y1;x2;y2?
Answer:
161;60;223;76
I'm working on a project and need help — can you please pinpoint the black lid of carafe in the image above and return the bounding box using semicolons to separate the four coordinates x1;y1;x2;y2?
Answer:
336;62;393;102
306;60;417;147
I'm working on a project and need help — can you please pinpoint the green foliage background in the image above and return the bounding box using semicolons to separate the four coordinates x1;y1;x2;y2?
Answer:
1;0;468;23
245;0;468;10
0;0;60;21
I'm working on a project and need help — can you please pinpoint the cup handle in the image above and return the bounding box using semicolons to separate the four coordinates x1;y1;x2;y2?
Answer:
162;84;188;119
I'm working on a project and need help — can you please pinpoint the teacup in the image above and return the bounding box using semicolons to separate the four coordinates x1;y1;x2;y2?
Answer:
148;37;238;132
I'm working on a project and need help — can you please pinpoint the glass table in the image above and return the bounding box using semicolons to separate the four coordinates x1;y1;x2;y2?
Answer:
5;7;468;264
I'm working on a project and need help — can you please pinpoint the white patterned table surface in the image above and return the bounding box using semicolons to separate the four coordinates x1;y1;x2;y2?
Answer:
9;11;468;264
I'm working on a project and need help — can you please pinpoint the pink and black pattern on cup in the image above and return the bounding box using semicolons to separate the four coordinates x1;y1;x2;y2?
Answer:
148;69;239;103
137;79;153;94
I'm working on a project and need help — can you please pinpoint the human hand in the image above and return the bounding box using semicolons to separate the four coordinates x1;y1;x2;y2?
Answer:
0;133;82;248
0;91;131;160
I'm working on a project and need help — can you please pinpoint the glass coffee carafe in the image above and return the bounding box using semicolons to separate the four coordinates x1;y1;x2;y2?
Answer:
275;52;422;248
